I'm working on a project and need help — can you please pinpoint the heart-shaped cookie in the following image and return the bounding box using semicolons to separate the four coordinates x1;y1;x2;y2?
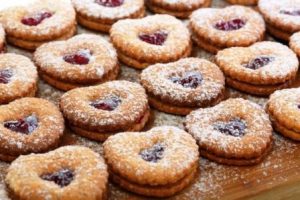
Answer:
215;41;299;96
110;14;191;69
0;0;76;50
34;34;119;91
190;5;265;53
103;126;199;197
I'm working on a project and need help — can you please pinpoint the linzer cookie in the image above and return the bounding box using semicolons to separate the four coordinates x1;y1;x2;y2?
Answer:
290;31;300;57
60;80;150;141
185;98;273;166
140;58;225;115
146;0;211;18
103;126;199;197
266;88;300;141
0;0;76;50
72;0;145;32
110;14;191;69
34;34;119;91
258;0;300;41
0;24;6;53
215;41;299;96
189;5;265;54
226;0;257;6
6;146;108;200
0;53;38;104
0;98;64;162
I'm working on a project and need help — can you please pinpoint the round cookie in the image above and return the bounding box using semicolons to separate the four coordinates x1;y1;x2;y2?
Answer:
290;31;300;57
0;0;76;50
146;0;211;18
72;0;145;33
110;14;191;69
0;97;64;162
103;126;199;197
226;0;257;6
140;58;225;115
0;53;38;104
266;88;300;141
60;80;150;141
189;5;265;54
5;146;108;200
185;98;273;166
34;34;119;91
258;0;300;41
215;41;299;96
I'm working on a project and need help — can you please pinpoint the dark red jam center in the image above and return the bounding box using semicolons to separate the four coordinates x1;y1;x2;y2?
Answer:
244;56;274;70
139;31;168;45
297;104;300;109
41;169;74;187
214;119;246;137
214;18;246;31
140;143;165;163
63;50;91;65
4;115;38;135
91;96;121;111
21;11;53;26
95;0;124;7
280;9;300;16
0;69;13;84
169;71;203;89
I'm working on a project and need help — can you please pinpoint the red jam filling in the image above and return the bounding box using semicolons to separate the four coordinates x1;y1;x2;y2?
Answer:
91;96;121;111
41;169;74;187
244;56;274;70
0;69;13;84
139;143;165;162
21;11;53;26
63;50;92;65
139;31;168;45
4;115;38;135
95;0;124;7
280;9;300;16
169;71;203;89
214;18;246;31
214;119;246;137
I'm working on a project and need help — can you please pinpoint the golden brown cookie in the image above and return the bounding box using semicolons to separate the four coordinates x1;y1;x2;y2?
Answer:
110;14;191;69
0;0;76;50
0;24;6;53
266;88;300;141
189;5;265;54
140;58;225;115
226;0;257;6
0;97;64;162
60;80;150;141
146;0;211;18
185;98;273;165
215;41;299;96
5;146;108;200
72;0;145;33
290;31;300;57
0;53;38;104
103;126;199;197
258;0;300;41
34;34;119;91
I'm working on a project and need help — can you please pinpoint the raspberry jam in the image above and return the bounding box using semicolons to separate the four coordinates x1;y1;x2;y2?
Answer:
41;169;74;187
214;119;246;137
4;115;38;135
21;11;53;26
0;69;13;84
244;56;274;70
139;31;168;45
214;18;246;31
91;96;121;111
140;143;165;163
63;50;92;65
95;0;124;7
169;71;203;89
280;9;300;16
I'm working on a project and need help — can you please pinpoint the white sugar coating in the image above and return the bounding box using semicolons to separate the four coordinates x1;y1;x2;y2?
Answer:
190;5;265;47
216;41;299;85
290;31;300;56
259;0;300;32
72;0;144;20
34;34;118;83
140;58;224;106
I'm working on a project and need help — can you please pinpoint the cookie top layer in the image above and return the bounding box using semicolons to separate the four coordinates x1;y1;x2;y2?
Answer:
148;0;208;11
290;31;300;57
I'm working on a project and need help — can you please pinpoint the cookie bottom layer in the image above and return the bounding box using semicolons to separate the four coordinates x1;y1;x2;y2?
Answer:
271;118;300;141
7;26;76;50
192;34;220;54
226;0;257;5
226;77;293;96
70;108;150;141
40;65;119;91
110;166;198;197
267;23;291;42
200;143;272;166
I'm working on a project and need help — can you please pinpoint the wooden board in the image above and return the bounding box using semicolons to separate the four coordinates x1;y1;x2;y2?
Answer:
1;0;300;199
